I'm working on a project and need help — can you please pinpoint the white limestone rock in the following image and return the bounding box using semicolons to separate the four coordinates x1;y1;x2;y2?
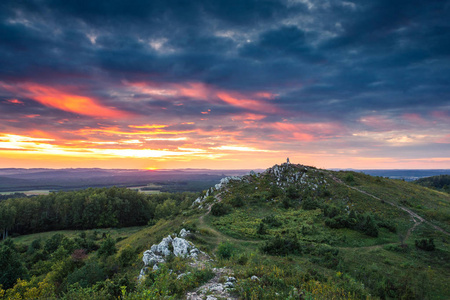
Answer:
150;235;173;256
177;272;191;280
173;237;192;257
180;228;190;238
142;250;164;266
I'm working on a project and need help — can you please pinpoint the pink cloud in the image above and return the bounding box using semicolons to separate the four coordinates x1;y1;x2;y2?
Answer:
267;121;343;141
359;115;398;132
6;99;23;104
402;113;428;125
126;81;280;114
1;82;131;118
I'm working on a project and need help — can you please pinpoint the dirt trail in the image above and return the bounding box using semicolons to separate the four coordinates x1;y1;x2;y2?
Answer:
186;193;239;300
329;173;450;239
198;193;260;247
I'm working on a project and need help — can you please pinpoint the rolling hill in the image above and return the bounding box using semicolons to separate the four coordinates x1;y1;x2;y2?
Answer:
1;162;449;299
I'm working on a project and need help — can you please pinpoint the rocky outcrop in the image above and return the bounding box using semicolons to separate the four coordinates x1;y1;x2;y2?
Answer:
214;176;242;190
192;176;243;208
186;268;236;300
265;163;328;190
139;229;204;280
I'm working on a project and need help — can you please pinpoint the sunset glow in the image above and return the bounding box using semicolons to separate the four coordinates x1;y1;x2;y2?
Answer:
0;1;449;170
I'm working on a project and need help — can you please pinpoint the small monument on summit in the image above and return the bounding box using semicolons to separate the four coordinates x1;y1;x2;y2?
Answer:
287;157;290;164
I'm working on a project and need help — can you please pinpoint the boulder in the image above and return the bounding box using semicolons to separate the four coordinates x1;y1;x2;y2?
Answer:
150;235;173;256
140;228;205;280
142;250;164;266
179;228;190;238
173;237;191;257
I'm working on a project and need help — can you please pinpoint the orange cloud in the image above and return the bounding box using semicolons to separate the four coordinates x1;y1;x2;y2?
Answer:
6;99;23;104
70;125;195;138
1;82;129;118
128;124;168;129
127;81;280;114
231;113;266;121
216;92;279;113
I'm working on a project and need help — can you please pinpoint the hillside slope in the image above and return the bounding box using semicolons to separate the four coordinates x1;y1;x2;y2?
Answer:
414;175;450;193
2;162;449;299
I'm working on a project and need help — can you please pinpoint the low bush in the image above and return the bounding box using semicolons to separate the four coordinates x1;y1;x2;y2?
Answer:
261;235;302;256
216;241;235;259
301;197;321;210
261;214;282;228
211;202;231;216
415;238;435;251
230;194;244;207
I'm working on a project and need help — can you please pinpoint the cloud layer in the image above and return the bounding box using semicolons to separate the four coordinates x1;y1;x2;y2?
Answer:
0;0;449;169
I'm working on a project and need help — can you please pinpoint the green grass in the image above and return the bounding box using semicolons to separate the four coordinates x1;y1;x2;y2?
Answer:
3;164;450;299
12;226;144;247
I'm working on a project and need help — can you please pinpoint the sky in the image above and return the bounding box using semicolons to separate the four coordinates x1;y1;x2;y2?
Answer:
0;0;449;170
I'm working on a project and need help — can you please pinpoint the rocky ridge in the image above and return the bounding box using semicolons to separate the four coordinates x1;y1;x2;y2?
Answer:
193;161;329;208
263;162;328;190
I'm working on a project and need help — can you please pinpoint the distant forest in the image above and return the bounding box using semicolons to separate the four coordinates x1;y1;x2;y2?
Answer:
415;175;450;193
0;187;198;239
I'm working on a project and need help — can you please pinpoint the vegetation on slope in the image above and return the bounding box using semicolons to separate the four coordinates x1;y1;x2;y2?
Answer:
414;175;450;193
1;163;449;299
0;187;197;238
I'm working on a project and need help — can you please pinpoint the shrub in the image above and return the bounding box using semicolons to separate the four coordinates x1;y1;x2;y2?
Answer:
66;262;106;288
261;214;282;228
257;222;267;235
230;194;244;207
325;215;350;229
216;241;235;259
301;197;321;210
261;236;302;256
44;234;65;254
211;202;230;216
236;253;249;265
97;236;117;258
323;205;342;218
377;219;397;233
286;186;299;199
281;197;294;209
415;238;435;251
118;245;137;267
356;214;379;237
383;244;408;253
345;174;355;183
31;239;42;250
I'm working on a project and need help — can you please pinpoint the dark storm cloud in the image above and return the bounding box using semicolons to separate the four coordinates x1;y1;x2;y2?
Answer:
0;0;449;133
240;26;323;62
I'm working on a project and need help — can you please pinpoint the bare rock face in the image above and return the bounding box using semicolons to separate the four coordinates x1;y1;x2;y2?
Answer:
173;237;191;257
139;229;204;280
142;250;165;267
179;228;190;238
214;176;242;190
150;235;173;256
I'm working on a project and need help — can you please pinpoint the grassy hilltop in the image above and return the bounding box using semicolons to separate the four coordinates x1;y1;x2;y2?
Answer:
1;163;449;299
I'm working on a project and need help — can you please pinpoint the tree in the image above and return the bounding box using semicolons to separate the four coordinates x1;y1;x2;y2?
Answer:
0;240;28;289
118;244;137;267
97;235;117;258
